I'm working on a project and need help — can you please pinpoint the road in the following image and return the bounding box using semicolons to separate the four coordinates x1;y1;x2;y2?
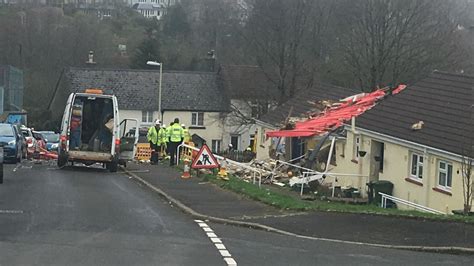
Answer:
0;161;472;265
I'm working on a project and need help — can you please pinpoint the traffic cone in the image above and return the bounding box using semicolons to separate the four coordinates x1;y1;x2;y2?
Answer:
181;159;191;179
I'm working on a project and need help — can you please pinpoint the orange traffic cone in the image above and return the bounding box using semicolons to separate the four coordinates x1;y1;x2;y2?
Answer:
181;159;191;179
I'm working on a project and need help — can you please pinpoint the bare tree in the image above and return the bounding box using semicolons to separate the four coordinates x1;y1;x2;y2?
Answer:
243;0;334;103
336;0;466;90
462;148;473;214
461;102;474;214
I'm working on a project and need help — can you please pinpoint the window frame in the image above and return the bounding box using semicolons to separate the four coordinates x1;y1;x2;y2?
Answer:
409;152;424;181
211;139;221;153
437;160;453;190
191;112;204;126
141;110;153;123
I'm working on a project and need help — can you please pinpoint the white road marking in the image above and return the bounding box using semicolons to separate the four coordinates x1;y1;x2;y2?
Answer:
219;250;231;257
224;257;237;266
215;243;226;250
0;210;24;214
207;232;217;238
194;220;237;265
210;237;222;243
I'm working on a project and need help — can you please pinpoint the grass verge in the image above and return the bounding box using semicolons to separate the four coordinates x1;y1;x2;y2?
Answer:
197;169;474;224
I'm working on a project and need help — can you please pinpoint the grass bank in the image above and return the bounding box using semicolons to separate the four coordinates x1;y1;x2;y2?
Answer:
197;170;474;224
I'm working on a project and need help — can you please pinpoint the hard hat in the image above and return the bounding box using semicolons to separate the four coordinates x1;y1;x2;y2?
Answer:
155;119;161;125
181;124;185;127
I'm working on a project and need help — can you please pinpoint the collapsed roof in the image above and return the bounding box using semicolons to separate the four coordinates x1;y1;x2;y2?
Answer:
266;85;407;138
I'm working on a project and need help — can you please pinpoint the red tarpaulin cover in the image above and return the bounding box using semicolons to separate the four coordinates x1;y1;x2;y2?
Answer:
266;85;406;138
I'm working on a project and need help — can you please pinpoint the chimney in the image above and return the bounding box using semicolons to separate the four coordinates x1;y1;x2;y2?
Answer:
85;50;97;66
205;49;216;72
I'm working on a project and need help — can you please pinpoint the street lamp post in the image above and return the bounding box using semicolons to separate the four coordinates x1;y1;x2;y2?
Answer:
146;61;163;120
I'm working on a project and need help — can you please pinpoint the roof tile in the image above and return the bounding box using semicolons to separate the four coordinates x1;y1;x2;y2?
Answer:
66;68;229;112
356;71;474;156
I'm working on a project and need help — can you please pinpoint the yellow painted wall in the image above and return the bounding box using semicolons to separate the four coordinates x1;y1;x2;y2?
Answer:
255;125;274;161
332;130;469;214
329;132;370;196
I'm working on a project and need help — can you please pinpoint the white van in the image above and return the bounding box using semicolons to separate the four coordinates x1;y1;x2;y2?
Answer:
58;89;138;172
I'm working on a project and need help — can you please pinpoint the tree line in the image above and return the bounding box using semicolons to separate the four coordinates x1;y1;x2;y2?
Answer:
0;0;472;127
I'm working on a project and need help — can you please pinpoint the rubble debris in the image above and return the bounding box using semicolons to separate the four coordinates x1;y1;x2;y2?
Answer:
220;157;312;187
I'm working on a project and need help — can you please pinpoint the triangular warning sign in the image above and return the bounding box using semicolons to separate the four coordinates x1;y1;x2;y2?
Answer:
191;144;219;169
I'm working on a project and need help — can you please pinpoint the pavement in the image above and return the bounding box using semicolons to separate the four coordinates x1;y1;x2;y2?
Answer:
125;161;474;251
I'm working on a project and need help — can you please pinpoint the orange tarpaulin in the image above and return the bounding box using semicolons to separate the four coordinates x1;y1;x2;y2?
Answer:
266;85;406;138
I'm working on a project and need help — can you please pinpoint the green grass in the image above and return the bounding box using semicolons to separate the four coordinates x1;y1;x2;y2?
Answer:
196;169;474;224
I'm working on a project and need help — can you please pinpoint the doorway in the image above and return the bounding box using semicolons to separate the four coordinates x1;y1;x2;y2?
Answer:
369;140;385;181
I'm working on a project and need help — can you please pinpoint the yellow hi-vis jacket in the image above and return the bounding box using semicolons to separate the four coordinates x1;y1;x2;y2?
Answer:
167;123;184;142
147;126;167;145
160;127;168;145
183;128;191;142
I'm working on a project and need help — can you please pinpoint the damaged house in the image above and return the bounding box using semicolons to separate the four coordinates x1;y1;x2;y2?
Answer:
254;82;357;163
265;71;473;214
328;71;473;214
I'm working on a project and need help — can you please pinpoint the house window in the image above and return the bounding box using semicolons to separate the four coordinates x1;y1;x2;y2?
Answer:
142;111;153;123
438;160;453;189
410;153;423;180
211;140;221;153
191;112;204;126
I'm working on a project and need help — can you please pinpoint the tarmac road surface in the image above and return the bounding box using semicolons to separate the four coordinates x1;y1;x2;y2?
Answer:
0;162;472;265
0;163;223;265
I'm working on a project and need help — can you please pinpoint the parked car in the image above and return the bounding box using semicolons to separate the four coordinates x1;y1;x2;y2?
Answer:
37;131;59;151
0;123;24;163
